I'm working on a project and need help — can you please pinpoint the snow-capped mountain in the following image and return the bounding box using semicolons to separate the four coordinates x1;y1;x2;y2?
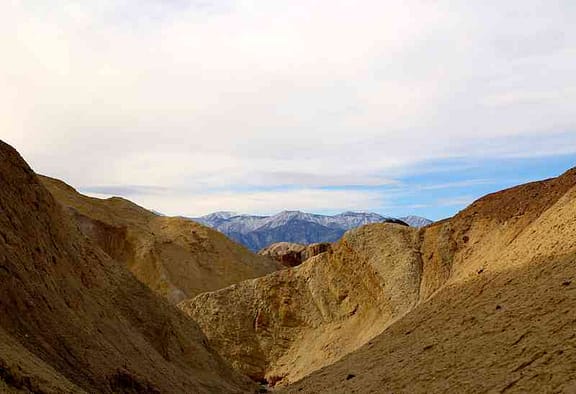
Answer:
193;211;240;227
192;211;432;251
400;216;434;228
320;211;400;229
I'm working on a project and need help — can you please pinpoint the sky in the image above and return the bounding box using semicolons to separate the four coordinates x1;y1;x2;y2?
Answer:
1;0;576;220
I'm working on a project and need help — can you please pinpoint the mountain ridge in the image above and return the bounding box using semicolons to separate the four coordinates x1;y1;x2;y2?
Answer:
178;166;576;390
0;140;255;393
281;166;576;393
193;210;432;251
40;175;281;304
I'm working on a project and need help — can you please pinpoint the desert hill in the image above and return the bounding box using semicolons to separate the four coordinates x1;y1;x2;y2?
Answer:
283;168;576;393
179;223;422;384
258;242;332;267
4;135;575;392
0;140;255;393
40;176;281;304
282;252;576;393
179;168;576;391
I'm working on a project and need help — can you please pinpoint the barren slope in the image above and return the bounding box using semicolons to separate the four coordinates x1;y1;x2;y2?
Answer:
179;223;422;384
180;168;576;391
282;253;576;393
40;176;281;304
418;168;576;300
282;168;576;393
0;140;255;393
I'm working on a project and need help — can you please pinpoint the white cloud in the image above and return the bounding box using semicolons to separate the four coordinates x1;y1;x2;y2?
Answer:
1;0;576;215
85;188;385;217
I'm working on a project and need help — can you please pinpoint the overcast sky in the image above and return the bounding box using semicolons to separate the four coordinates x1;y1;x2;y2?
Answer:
2;0;576;219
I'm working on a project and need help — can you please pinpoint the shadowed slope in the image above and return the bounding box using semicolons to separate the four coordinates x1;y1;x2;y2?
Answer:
179;168;576;391
0;140;255;393
282;253;576;393
40;175;281;304
282;168;576;393
418;168;576;300
258;242;332;267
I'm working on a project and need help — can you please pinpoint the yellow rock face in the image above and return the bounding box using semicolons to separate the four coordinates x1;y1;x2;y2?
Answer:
0;140;255;393
180;223;423;384
40;175;282;304
181;168;576;391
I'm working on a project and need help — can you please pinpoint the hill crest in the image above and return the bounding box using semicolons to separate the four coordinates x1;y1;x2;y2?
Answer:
40;175;282;304
0;140;255;393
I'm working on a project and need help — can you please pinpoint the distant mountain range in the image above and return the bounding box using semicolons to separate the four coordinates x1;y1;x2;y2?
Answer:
192;211;433;251
399;215;435;228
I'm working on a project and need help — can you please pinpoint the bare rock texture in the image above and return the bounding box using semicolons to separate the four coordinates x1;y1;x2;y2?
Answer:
180;223;421;384
0;140;255;393
258;242;332;267
40;176;282;304
180;168;576;391
302;242;332;261
283;254;576;393
282;168;576;393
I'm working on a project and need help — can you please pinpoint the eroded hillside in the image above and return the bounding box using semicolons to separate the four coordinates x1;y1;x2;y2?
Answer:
0;140;255;393
179;223;422;384
40;176;281;304
258;242;332;267
4;135;575;393
281;255;576;393
179;168;576;391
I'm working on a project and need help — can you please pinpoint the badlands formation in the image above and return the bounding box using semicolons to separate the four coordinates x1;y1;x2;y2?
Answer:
180;167;576;391
282;168;576;393
0;140;255;393
258;242;332;267
40;176;281;304
180;223;422;384
2;137;576;393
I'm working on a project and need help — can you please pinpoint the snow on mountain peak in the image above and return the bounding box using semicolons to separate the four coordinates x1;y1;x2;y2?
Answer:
191;211;433;250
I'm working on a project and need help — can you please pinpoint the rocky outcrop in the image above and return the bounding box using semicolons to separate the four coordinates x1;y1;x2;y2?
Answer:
280;185;576;393
258;242;307;267
302;243;332;261
258;242;332;267
180;168;576;391
41;176;282;304
179;223;421;384
281;168;576;393
0;140;255;393
418;168;576;299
